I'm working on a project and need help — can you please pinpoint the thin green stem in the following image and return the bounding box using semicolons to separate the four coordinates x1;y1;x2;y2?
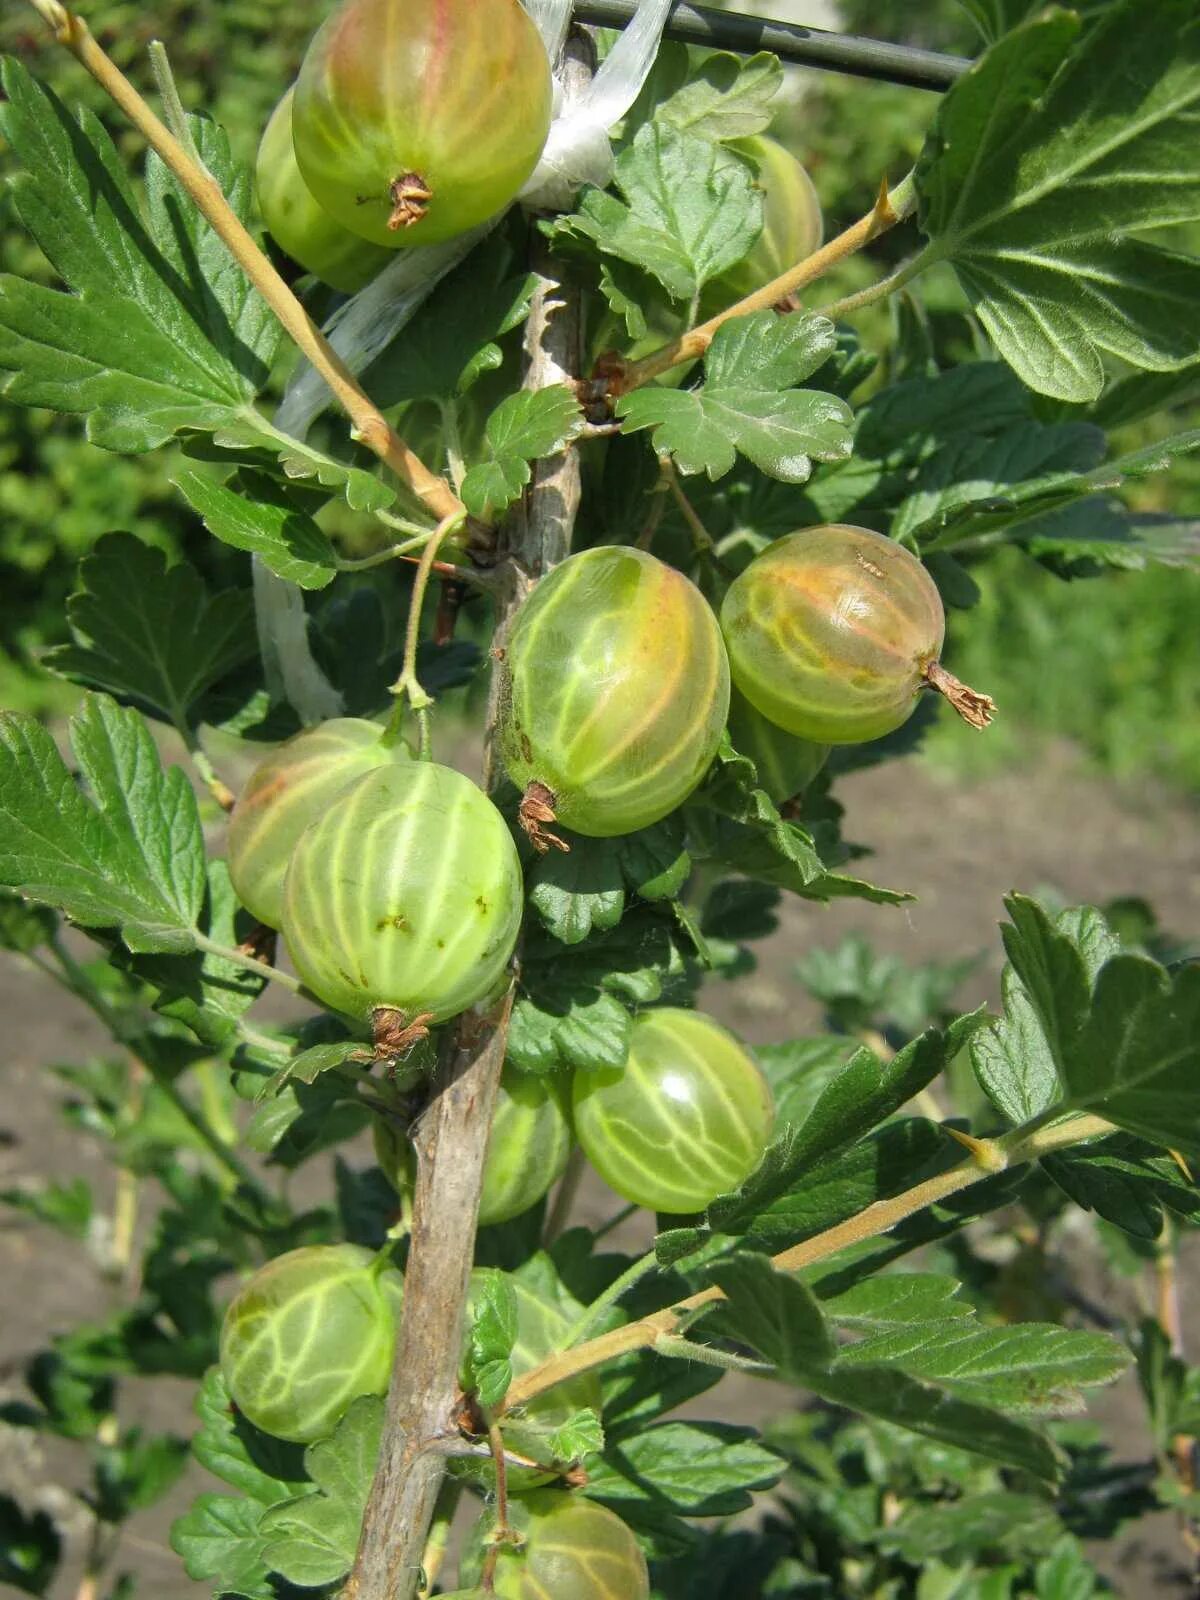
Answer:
335;531;438;572
192;931;306;995
543;1146;587;1245
562;1250;660;1350
820;246;935;320
591;1201;639;1243
386;508;468;756
654;1334;773;1375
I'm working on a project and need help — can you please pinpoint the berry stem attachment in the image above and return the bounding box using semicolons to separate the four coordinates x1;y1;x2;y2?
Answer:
386;510;468;758
924;660;998;730
21;0;464;525
615;172;918;393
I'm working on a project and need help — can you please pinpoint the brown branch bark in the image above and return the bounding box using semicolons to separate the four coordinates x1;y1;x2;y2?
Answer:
345;35;593;1600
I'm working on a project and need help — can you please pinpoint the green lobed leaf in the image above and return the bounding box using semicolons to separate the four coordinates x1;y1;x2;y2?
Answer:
686;739;910;906
461;384;585;520
876;1493;1061;1563
0;695;205;953
255;1040;373;1104
509;913;682;1073
654;51;784;143
0;66;278;449
973;895;1200;1156
1042;1134;1200;1239
189;1369;309;1506
835;1320;1130;1416
118;859;267;1050
585;1419;784;1518
710;1254;1063;1481
170;1493;276;1594
618;311;853;483
366;245;539;406
529;816;690;945
551;123;761;302
822;1272;975;1331
189;419;398;516
463;1270;519;1410
43;534;256;730
915;1;1200;401
174;468;338;589
259;1395;383;1588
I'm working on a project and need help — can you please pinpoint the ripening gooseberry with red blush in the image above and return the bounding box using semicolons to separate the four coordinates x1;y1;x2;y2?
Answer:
720;525;995;745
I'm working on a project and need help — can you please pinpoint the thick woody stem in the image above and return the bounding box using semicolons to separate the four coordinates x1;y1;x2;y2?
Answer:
346;37;593;1600
23;0;463;524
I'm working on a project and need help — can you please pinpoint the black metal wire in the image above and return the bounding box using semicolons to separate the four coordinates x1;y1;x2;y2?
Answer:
572;1;971;91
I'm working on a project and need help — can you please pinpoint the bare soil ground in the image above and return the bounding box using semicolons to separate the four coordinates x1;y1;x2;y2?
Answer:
2;745;1197;1599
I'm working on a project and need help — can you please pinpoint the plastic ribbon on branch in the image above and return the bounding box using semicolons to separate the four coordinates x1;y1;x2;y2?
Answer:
520;0;674;210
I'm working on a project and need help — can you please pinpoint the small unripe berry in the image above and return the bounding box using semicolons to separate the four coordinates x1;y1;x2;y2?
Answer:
257;89;392;292
721;525;994;744
374;1065;572;1227
499;547;730;841
489;1492;650;1600
281;761;523;1023
293;0;553;248
573;1008;774;1215
227;718;410;930
219;1244;402;1443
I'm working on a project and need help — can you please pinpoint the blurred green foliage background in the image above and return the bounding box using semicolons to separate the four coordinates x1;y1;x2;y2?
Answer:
0;0;1196;790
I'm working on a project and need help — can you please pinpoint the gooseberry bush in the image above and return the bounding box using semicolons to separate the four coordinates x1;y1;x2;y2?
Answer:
0;1;1198;1597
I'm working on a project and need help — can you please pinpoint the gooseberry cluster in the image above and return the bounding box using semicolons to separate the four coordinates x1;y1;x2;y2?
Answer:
226;25;993;1578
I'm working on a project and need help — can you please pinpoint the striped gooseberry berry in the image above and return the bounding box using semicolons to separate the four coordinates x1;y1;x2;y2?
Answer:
727;685;829;805
292;0;553;249
498;547;730;847
281;761;522;1025
720;525;995;745
573;1008;774;1215
373;1064;572;1227
219;1244;402;1443
257;89;392;293
705;134;823;310
227;718;409;930
488;1492;650;1600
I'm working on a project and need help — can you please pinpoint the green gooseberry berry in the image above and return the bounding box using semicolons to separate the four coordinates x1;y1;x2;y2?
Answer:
704;134;823;311
499;547;730;843
573;1008;774;1215
257;88;393;292
727;684;829;804
281;760;523;1024
489;1491;650;1600
219;1244;402;1444
373;1064;572;1228
720;524;992;745
227;717;410;930
292;0;553;249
